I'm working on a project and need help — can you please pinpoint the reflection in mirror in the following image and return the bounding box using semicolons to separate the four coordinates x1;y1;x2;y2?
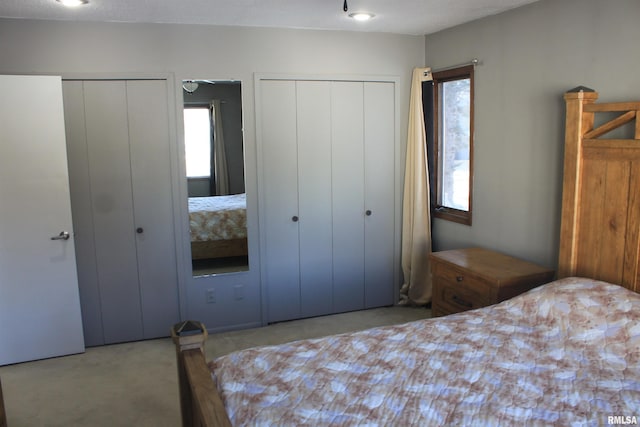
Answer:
183;80;248;276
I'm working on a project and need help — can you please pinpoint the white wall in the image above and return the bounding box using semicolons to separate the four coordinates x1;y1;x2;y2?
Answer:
0;19;424;330
425;0;640;269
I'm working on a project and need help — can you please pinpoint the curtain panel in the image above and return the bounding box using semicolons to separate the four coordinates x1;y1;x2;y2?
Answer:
400;67;433;305
210;99;230;195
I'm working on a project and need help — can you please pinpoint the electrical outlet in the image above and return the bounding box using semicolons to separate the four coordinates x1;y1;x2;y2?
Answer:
206;289;216;304
233;284;244;300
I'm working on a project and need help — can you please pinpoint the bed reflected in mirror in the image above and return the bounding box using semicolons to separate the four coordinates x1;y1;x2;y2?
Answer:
183;80;248;277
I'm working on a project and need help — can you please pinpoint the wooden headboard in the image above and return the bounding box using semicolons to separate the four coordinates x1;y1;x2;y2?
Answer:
558;88;640;292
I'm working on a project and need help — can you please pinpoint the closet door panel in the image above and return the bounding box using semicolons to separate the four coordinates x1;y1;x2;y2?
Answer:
364;82;395;308
296;81;333;318
260;80;301;322
83;81;142;343
331;81;365;313
127;80;180;338
62;81;103;346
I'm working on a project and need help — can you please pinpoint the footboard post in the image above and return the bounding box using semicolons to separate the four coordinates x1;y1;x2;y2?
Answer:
172;320;209;427
0;377;6;427
172;321;232;427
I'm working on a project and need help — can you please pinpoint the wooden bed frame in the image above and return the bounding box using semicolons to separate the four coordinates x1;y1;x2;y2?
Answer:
190;237;248;260
0;378;6;427
171;88;640;427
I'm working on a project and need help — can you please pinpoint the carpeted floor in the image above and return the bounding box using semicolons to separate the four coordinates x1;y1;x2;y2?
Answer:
0;305;430;426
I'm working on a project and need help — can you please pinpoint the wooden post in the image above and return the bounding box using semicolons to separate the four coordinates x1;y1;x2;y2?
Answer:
0;377;7;427
172;320;208;427
558;87;598;278
171;321;232;427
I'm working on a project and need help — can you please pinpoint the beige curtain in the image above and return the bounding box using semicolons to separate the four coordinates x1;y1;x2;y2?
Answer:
400;67;433;305
211;99;230;195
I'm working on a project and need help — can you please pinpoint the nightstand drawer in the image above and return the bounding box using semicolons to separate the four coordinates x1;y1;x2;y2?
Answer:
435;265;491;295
434;277;491;314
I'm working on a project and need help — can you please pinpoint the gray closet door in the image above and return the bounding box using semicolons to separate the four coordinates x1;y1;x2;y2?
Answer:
63;81;103;346
331;81;396;312
126;80;179;338
296;81;333;318
331;81;366;313
63;79;179;345
363;82;395;308
260;80;301;323
258;77;396;323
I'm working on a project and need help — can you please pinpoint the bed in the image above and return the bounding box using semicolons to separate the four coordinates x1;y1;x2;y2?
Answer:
188;193;247;260
172;88;640;426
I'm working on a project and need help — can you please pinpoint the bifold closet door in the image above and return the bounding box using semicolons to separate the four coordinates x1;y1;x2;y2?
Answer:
260;80;301;323
259;77;396;323
363;82;395;308
331;81;396;311
296;81;333;318
331;81;366;313
261;80;334;322
83;81;143;343
126;81;179;338
63;79;179;345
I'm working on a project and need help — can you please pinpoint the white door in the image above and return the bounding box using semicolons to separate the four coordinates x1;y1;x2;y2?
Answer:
259;80;302;322
0;75;85;365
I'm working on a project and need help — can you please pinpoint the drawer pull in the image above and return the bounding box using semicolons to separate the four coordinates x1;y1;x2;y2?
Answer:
452;295;472;308
456;276;464;282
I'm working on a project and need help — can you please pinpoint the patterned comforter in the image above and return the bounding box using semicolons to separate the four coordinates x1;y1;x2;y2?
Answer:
211;277;640;426
188;194;246;242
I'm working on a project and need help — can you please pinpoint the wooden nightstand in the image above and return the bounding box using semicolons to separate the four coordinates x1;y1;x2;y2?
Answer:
430;247;555;317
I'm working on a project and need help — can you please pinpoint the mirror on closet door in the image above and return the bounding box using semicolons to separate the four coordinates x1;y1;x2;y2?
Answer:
182;80;248;277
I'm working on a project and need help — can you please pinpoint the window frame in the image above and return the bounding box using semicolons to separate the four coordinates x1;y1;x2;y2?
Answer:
431;65;474;226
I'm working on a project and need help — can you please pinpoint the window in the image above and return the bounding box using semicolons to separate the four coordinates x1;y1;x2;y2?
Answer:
183;107;211;178
431;65;474;225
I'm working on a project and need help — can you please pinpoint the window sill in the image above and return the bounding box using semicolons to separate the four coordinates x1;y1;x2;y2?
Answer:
433;207;472;226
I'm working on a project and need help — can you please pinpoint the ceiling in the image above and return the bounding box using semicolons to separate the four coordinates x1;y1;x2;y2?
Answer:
0;0;539;36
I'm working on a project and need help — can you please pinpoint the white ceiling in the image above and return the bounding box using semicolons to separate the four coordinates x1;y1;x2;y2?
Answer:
0;0;539;36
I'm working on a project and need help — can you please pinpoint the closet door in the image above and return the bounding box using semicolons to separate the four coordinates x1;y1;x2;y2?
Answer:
83;81;143;343
63;81;103;347
331;81;366;313
297;81;333;318
364;82;395;308
64;79;179;345
127;80;179;338
331;81;396;311
260;80;301;323
258;77;396;323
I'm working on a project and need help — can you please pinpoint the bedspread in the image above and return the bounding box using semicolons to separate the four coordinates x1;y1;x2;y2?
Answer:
189;194;246;242
211;277;640;426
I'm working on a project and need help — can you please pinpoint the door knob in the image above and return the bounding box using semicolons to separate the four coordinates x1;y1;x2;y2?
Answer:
291;216;299;222
365;210;372;216
136;227;144;234
51;231;70;241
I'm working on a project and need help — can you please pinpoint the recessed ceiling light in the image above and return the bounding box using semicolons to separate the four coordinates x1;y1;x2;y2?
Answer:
56;0;88;7
349;12;375;22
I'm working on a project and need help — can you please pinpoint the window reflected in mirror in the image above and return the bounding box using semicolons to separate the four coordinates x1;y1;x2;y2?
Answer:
183;80;248;276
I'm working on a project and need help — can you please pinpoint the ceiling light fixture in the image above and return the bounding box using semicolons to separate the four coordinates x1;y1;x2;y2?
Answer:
56;0;88;7
182;81;199;94
349;12;375;21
